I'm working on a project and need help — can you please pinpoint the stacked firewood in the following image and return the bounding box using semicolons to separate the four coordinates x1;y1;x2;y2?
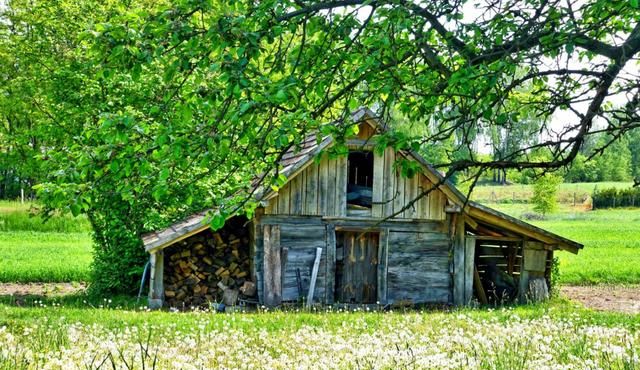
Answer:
163;218;255;308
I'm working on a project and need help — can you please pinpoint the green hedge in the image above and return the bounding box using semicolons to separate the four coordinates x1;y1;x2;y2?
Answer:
592;187;640;209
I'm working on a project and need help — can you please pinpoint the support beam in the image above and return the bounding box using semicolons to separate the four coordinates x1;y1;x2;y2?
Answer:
306;247;323;307
463;237;475;304
148;250;164;309
377;228;389;305
263;225;282;307
325;224;336;304
452;214;466;305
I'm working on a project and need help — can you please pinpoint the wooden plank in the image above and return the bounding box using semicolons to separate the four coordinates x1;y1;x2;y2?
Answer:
464;215;478;230
278;182;291;215
326;155;337;216
290;172;302;215
336;155;347;217
383;147;395;218
260;215;324;226
385;229;451;304
473;235;523;242
363;233;378;303
340;232;355;302
306;247;323;306
524;249;547;272
318;155;329;215
452;214;465;305
408;174;419;219
263;225;282;306
431;189;441;220
464;237;475;304
148;251;164;309
394;171;405;219
265;197;278;215
420;176;432;219
306;164;319;215
325;224;336;304
372;151;384;218
356;121;375;140
377;228;388;304
474;266;488;305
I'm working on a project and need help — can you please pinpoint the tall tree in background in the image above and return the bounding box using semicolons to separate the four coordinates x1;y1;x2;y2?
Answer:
1;0;640;293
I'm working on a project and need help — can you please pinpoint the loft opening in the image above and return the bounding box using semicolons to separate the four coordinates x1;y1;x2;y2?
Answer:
346;151;373;212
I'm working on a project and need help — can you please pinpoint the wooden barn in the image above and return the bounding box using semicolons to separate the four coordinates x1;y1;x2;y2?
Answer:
142;108;582;309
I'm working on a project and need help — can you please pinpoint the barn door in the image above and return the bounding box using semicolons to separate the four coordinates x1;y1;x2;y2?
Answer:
335;231;379;303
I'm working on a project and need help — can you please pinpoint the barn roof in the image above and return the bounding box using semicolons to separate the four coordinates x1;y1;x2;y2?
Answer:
142;107;583;254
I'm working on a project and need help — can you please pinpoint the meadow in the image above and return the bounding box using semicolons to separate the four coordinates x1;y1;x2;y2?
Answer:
0;201;92;283
0;299;639;369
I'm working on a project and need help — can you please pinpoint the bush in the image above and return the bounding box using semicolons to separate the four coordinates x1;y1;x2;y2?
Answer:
592;187;640;209
531;174;562;216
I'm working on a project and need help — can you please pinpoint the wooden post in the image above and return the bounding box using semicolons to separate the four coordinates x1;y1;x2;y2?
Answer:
452;214;466;305
306;247;323;307
473;266;488;305
377;228;389;305
463;237;475;304
325;224;336;304
263;225;282;307
148;250;164;309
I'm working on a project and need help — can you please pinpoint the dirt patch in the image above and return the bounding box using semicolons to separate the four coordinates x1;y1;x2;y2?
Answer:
561;285;640;314
0;282;86;297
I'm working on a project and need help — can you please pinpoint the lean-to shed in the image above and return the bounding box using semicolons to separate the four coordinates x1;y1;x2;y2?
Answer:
142;108;582;309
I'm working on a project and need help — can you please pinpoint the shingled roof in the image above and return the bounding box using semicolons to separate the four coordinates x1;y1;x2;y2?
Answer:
142;107;583;254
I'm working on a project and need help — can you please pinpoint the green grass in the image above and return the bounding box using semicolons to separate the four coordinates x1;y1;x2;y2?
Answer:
488;203;640;285
0;200;91;233
0;296;637;330
0;232;92;283
471;181;633;204
0;201;93;283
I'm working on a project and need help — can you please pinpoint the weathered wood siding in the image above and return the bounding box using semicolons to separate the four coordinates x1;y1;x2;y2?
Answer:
256;217;329;304
265;150;447;221
386;230;451;304
265;154;348;217
371;149;446;220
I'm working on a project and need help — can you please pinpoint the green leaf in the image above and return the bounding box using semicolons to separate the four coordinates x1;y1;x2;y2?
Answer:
70;202;81;217
211;213;226;230
159;168;170;181
275;89;287;103
631;0;639;8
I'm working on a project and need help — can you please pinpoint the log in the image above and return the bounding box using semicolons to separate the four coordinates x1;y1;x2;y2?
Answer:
162;217;254;309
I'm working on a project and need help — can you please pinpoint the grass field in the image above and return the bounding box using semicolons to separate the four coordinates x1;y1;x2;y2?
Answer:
0;299;638;369
0;201;92;283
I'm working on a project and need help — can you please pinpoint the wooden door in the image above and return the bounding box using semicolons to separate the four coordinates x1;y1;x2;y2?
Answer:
336;231;378;303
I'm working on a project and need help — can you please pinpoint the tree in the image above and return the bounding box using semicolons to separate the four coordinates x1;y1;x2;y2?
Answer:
531;174;562;216
2;0;640;294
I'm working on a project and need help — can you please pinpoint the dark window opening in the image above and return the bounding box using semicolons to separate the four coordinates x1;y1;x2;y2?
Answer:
347;151;374;208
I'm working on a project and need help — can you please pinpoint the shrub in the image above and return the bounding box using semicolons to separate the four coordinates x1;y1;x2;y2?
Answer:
530;174;562;216
592;186;640;209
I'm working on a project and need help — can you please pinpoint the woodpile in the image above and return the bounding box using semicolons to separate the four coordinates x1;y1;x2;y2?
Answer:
163;217;255;308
